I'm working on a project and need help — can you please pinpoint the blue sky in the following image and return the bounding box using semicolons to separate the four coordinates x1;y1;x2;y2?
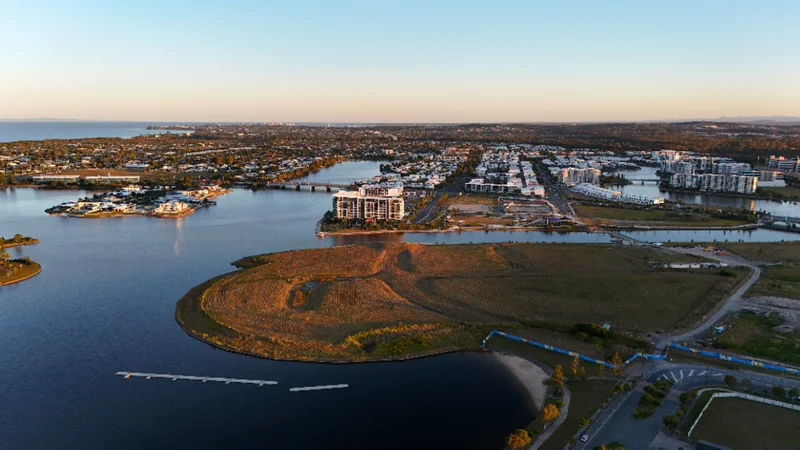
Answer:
1;0;798;122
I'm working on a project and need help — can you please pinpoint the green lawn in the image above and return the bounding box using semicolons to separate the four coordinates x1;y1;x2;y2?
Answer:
759;186;800;200
691;397;800;449
540;381;616;450
747;264;800;300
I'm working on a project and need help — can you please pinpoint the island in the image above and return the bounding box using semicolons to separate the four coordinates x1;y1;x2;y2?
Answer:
176;242;745;362
44;184;230;219
0;235;41;286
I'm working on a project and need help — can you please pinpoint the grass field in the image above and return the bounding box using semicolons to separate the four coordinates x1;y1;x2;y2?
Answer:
691;397;800;449
759;186;800;200
540;381;615;450
726;242;800;299
450;194;500;206
574;205;751;227
177;243;746;361
714;312;800;366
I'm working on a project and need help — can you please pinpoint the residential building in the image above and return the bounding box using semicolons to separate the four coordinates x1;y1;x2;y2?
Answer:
669;173;758;194
768;156;800;172
558;167;601;185
572;183;664;205
32;174;80;184
332;184;405;221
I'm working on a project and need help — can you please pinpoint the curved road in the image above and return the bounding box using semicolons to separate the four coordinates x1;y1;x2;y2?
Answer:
663;247;762;344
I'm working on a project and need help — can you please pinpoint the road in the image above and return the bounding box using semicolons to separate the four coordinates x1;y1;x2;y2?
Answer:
663;247;762;345
578;362;800;450
413;176;469;225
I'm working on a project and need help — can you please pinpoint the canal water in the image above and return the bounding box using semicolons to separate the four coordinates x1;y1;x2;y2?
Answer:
0;162;533;449
615;166;800;218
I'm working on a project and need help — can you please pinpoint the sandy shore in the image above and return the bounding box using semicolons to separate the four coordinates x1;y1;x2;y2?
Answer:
494;352;548;410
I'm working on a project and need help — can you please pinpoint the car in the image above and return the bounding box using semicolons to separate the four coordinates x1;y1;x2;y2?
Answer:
580;434;590;443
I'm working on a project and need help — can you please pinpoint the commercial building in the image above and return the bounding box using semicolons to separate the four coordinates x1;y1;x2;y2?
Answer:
84;175;141;184
558;167;601;186
332;184;405;221
32;175;80;184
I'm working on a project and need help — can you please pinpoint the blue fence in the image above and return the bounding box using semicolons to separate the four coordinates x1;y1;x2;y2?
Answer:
485;331;800;376
669;343;800;376
483;330;665;370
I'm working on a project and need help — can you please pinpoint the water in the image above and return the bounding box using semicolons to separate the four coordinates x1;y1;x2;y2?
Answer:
624;228;800;243
0;121;192;142
615;166;800;218
0;162;534;449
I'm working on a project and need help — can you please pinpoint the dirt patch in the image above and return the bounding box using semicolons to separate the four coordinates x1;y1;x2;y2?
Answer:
743;296;800;332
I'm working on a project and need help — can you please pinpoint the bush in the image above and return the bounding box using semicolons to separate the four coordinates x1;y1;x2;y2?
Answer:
663;414;680;429
576;331;589;341
679;392;696;405
589;336;604;346
573;323;609;340
725;375;737;387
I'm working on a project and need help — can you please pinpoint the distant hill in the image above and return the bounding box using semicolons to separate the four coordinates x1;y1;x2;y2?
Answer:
709;116;800;125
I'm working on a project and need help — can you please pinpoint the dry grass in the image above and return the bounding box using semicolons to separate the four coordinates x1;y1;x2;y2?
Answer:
691;397;800;450
727;242;800;263
178;243;745;361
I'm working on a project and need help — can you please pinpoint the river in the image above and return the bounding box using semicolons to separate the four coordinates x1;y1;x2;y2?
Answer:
2;161;798;448
0;161;534;449
615;166;800;218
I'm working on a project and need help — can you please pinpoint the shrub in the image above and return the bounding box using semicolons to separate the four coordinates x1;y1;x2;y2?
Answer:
589;336;604;346
663;414;680;429
724;375;737;387
773;386;786;398
505;429;531;450
576;331;589;341
573;323;609;340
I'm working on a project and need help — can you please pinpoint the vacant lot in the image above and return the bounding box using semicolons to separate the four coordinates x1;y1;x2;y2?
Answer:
727;242;800;299
575;205;751;227
177;243;744;361
726;242;800;263
715;312;800;366
691;397;800;450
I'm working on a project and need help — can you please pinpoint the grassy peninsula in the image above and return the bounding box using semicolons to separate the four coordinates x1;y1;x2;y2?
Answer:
0;239;41;286
176;243;745;362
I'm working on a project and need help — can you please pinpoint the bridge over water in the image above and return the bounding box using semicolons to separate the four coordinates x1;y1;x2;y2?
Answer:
263;181;355;192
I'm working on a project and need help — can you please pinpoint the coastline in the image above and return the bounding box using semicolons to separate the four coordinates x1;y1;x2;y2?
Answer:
0;262;42;286
493;352;548;411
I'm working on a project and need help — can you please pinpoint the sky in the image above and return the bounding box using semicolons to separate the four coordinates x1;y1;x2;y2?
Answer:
1;0;798;123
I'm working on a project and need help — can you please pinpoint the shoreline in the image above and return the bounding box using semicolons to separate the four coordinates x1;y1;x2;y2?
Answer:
0;262;42;286
493;352;548;411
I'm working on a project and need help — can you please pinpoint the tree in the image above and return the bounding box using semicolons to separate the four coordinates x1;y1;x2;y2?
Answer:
790;387;799;399
724;375;737;387
505;429;531;450
597;363;605;378
542;404;560;424
663;414;680;429
611;353;625;377
773;386;786;399
551;365;566;388
571;354;586;378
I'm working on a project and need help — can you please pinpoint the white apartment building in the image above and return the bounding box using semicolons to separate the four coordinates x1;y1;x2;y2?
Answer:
559;167;601;186
571;183;664;205
669;174;758;194
84;175;141;184
713;162;751;174
332;184;405;221
768;156;800;172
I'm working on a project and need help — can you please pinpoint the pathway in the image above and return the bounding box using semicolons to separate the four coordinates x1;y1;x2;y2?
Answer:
531;386;571;449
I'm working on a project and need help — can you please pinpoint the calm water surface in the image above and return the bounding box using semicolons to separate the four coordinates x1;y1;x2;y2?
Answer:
0;121;191;142
0;162;533;449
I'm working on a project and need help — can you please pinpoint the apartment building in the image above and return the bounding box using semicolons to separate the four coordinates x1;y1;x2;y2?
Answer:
669;173;758;194
32;175;81;184
768;156;800;172
558;167;601;186
571;183;664;205
712;162;751;174
332;184;405;221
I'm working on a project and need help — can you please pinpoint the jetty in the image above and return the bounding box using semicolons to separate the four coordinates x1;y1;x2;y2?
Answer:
116;371;278;386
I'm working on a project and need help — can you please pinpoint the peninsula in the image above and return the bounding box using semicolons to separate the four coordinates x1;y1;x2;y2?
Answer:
176;243;745;362
0;236;41;286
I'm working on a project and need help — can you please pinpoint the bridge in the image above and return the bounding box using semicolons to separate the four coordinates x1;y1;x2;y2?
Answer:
263;181;355;192
764;215;800;224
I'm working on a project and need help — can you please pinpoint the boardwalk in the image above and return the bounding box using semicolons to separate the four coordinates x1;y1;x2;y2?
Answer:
116;371;278;386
